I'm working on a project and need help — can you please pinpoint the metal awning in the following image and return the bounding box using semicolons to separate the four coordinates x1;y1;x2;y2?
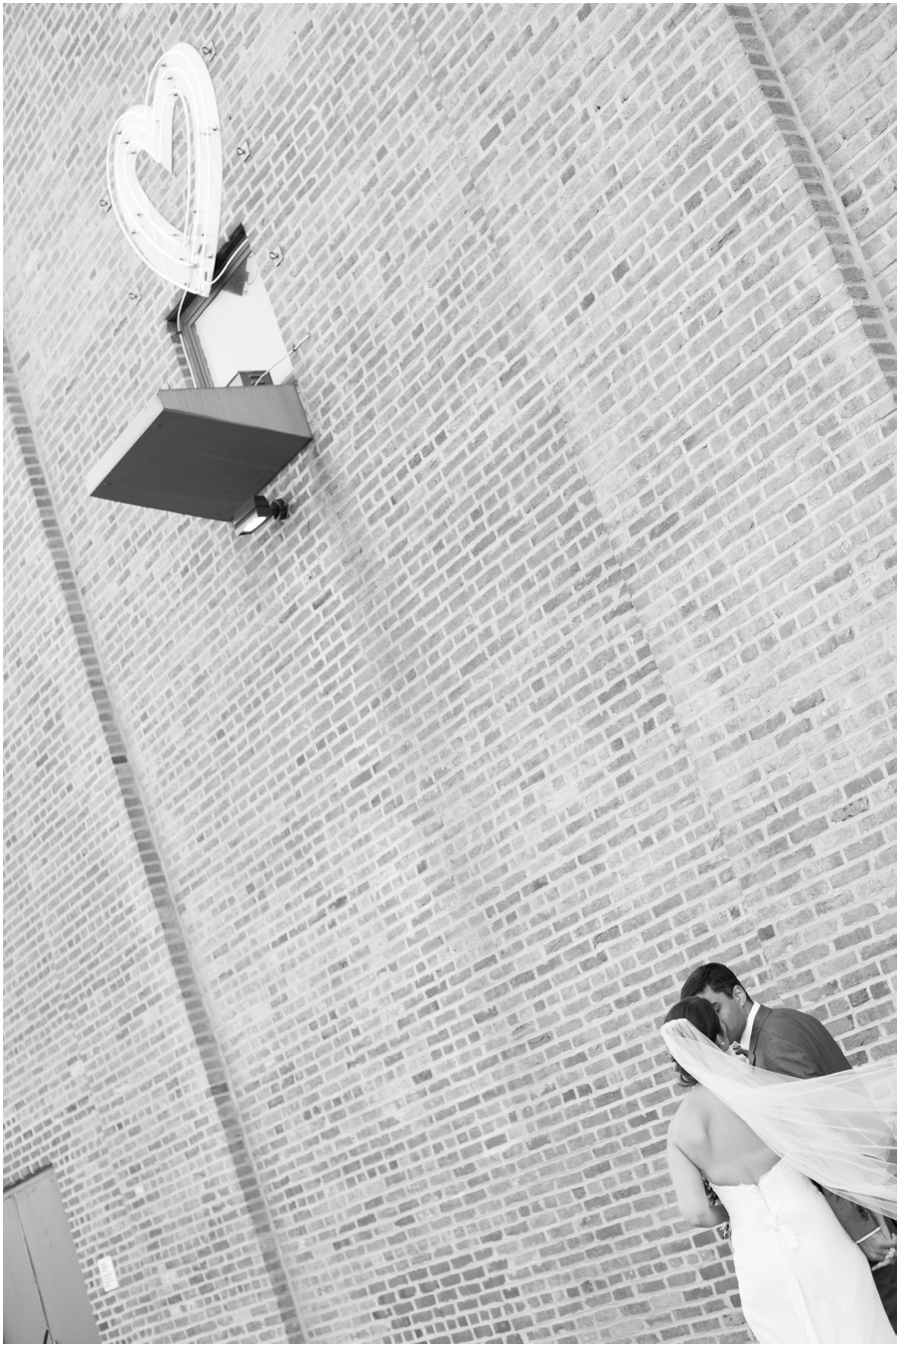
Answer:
86;384;313;521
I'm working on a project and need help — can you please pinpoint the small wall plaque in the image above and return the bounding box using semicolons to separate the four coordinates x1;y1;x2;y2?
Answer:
97;1256;119;1292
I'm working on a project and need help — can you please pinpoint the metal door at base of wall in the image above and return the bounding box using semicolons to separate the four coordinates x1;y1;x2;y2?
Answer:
3;1169;99;1344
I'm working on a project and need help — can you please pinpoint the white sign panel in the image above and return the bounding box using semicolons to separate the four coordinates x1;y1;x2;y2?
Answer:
97;1255;119;1292
107;43;222;296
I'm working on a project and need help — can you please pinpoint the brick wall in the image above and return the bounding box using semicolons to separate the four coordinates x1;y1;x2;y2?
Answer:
4;4;895;1343
3;359;302;1342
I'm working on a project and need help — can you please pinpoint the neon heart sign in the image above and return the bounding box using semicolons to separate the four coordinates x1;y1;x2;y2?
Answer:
107;43;222;296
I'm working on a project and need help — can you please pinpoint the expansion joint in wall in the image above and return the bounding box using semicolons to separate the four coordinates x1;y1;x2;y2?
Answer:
2;337;307;1345
728;4;897;393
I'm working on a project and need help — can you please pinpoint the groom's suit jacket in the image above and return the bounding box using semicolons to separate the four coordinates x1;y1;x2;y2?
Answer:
748;1002;896;1328
747;1003;854;1078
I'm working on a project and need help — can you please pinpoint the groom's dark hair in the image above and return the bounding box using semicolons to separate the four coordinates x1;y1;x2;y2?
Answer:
680;962;752;1002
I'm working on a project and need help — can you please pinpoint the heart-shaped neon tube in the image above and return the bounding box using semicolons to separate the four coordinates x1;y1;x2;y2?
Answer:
107;43;222;296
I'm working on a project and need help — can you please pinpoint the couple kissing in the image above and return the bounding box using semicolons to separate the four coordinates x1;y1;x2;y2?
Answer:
663;962;896;1344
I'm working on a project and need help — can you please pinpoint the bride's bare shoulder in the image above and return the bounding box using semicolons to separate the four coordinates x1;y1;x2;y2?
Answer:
669;1087;713;1137
672;1084;713;1110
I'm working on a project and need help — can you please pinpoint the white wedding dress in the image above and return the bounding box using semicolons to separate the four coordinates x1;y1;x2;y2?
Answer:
714;1158;895;1344
661;1019;897;1345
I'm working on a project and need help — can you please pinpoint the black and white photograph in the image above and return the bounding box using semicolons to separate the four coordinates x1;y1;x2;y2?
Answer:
3;3;896;1343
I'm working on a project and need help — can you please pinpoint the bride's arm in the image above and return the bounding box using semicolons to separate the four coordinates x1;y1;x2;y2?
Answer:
667;1137;729;1228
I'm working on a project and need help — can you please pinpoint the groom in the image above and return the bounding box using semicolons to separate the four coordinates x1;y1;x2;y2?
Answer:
681;961;897;1330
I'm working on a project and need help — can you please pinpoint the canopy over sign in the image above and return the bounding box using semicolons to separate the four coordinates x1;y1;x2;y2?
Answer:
85;385;313;521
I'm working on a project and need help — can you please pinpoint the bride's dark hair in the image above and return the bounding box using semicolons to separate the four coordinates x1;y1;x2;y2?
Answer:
663;997;721;1087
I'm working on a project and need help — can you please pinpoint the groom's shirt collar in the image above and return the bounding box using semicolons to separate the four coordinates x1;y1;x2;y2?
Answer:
739;1000;761;1052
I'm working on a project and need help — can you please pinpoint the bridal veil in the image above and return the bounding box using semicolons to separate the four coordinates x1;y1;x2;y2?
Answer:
661;1018;897;1219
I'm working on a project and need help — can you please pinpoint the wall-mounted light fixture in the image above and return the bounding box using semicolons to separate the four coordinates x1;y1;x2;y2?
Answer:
233;494;289;536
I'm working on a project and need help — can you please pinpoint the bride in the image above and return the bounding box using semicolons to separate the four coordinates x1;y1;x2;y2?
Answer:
662;997;896;1344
